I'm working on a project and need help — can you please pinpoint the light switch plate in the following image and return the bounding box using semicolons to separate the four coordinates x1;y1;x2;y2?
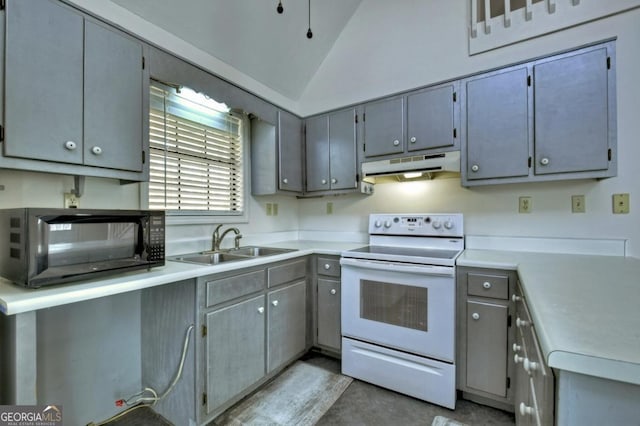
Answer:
272;203;279;216
613;193;630;214
326;202;333;215
571;195;586;213
266;203;272;216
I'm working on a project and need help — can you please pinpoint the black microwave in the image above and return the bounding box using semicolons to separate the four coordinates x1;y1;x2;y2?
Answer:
0;208;165;288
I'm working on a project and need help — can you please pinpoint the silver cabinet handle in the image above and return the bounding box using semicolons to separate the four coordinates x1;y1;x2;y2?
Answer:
64;141;77;150
513;343;522;352
471;313;480;320
524;358;539;373
257;307;264;314
271;300;278;307
483;282;492;289
516;317;530;328
321;179;327;185
282;178;288;184
410;136;417;143
514;354;525;364
331;178;337;184
512;294;522;302
540;157;550;166
471;164;480;172
330;289;337;295
91;146;103;155
324;264;331;270
392;139;400;146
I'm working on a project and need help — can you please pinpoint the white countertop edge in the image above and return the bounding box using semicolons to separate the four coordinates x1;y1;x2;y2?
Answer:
0;241;363;316
549;350;640;386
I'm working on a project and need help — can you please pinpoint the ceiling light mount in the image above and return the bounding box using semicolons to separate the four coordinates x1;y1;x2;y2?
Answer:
306;0;313;39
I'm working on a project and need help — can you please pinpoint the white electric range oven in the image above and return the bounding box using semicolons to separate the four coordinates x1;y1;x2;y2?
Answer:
340;213;464;409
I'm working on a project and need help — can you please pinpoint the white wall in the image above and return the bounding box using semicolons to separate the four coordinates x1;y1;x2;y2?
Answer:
298;3;640;257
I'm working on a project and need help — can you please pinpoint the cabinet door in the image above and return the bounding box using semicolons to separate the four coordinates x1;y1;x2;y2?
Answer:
363;97;404;158
4;0;84;164
205;295;265;415
317;278;341;351
305;115;330;192
407;85;456;152
267;281;307;373
84;21;144;172
534;48;610;175
278;111;303;192
466;67;530;180
328;108;358;190
466;300;508;397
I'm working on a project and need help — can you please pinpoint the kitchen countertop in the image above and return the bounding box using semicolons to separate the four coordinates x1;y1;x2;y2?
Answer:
0;240;364;316
458;249;640;386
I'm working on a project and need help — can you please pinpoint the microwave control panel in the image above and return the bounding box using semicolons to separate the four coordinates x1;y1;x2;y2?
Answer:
148;214;165;261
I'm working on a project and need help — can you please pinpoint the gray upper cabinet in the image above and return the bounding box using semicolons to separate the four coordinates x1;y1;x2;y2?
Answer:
278;110;304;193
533;47;611;175
363;83;459;160
251;110;303;195
4;0;84;165
462;40;616;186
84;21;143;172
305;108;357;193
3;0;148;180
464;66;531;181
363;97;404;158
407;85;457;152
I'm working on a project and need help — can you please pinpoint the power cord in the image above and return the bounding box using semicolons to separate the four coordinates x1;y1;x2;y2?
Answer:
87;323;195;426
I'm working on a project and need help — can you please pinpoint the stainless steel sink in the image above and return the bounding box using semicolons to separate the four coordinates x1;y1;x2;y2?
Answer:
169;252;248;265
169;246;295;265
224;246;295;257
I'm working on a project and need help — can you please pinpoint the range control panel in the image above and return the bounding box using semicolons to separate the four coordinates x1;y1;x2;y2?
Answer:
368;213;464;237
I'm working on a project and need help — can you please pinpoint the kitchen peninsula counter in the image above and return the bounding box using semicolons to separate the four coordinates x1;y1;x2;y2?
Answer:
457;249;640;386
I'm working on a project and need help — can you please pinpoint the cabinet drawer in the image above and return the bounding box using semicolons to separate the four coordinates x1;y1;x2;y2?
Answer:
468;273;509;300
317;257;340;277
267;259;306;288
206;270;265;307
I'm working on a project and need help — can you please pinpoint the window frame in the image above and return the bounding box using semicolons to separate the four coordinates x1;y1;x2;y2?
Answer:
141;82;250;225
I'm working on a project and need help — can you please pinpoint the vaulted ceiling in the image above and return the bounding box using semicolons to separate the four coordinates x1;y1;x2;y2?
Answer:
109;0;363;101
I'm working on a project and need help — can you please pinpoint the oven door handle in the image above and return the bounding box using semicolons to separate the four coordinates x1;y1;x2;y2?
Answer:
340;257;454;277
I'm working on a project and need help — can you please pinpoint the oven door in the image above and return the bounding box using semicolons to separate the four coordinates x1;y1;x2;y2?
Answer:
340;257;455;362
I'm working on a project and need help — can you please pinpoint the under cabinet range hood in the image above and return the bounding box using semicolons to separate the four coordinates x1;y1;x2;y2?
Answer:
362;151;461;183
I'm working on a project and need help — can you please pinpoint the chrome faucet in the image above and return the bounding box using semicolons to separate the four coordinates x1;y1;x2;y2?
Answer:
212;225;242;251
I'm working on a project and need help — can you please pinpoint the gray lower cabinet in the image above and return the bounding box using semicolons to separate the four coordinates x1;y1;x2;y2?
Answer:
363;82;459;160
205;295;266;415
198;258;308;424
251;110;303;195
305;108;357;193
2;0;148;181
457;266;516;411
513;282;554;426
315;256;342;352
462;40;616;186
267;281;307;373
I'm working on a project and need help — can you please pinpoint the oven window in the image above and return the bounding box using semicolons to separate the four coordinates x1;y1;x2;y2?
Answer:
360;280;428;331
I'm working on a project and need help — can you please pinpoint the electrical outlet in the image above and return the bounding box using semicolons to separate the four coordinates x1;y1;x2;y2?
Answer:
64;192;79;208
518;196;532;213
272;203;279;216
266;203;272;216
326;202;333;215
571;195;586;213
613;193;630;214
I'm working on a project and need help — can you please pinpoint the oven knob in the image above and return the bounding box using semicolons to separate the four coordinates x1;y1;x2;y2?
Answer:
374;220;382;228
432;221;442;229
384;221;392;228
444;221;454;230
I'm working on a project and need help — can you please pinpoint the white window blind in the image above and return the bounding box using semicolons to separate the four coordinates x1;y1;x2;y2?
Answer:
149;85;244;214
